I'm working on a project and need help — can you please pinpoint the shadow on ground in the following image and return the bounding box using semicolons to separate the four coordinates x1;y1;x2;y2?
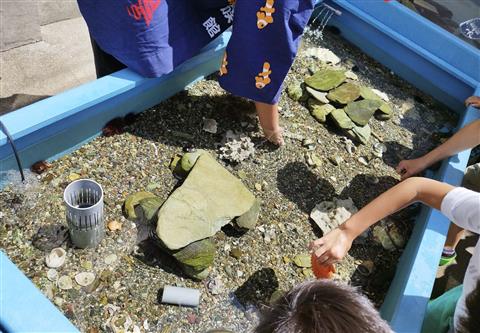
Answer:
0;94;50;116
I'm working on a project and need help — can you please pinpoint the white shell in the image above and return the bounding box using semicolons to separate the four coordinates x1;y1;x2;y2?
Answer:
74;272;96;286
45;248;66;268
58;275;73;290
47;269;58;282
104;254;118;265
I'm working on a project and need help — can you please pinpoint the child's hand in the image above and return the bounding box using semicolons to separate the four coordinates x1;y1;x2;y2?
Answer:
465;96;480;108
309;228;354;265
396;158;427;180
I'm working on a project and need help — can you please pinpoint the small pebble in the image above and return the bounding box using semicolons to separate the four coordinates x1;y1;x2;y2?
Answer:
107;220;123;232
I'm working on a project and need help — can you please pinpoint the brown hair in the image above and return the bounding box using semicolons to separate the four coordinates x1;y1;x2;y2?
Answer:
254;280;393;333
457;279;480;333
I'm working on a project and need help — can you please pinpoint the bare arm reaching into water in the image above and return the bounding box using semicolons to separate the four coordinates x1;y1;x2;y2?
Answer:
310;177;455;265
396;104;480;180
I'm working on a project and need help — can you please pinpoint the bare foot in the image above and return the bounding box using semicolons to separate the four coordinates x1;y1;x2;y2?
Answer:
255;101;284;146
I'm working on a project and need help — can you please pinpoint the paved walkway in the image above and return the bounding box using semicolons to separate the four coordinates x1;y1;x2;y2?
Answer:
0;17;96;115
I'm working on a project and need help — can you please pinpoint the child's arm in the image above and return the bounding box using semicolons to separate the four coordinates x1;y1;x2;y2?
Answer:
396;119;480;180
310;178;455;265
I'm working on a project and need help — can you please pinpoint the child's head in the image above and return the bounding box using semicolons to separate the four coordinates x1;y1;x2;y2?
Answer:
254;280;392;333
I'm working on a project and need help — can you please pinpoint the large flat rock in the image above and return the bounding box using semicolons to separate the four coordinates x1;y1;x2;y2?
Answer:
157;153;257;250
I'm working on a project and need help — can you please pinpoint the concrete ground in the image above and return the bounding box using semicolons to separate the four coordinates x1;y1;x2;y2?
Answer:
0;17;96;115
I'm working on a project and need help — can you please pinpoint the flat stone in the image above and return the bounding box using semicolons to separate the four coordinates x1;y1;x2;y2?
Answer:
124;191;156;220
287;81;304;101
345;71;358;80
329;109;354;129
348;123;371;145
293;254;312;268
359;86;382;101
203;118;218;134
344;100;382;126
309;100;334;123
156;153;258;250
235;199;261;230
305;69;346;92
304;47;340;65
375;102;393;120
306;86;329;104
327;83;360;105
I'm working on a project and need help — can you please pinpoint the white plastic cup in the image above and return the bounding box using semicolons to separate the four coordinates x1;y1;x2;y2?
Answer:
161;285;200;307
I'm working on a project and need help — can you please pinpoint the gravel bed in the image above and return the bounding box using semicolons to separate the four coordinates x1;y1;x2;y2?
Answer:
0;28;458;333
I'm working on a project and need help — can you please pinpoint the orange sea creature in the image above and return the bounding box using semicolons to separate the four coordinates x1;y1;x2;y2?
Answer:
311;253;335;279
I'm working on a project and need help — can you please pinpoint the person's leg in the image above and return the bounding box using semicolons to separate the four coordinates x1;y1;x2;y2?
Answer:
90;38;127;78
255;101;283;145
218;0;314;146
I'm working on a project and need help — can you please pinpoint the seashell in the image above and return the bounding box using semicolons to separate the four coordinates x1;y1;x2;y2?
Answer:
372;143;387;158
45;248;66;268
58;275;73;290
358;156;369;166
104;254;118;265
74;272;96;286
109;314;133;333
107;220;123;232
47;269;58;282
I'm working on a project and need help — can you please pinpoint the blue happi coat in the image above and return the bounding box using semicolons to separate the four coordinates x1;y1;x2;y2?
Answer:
77;0;314;104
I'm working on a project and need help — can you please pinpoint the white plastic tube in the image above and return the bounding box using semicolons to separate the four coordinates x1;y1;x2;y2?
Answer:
161;285;200;307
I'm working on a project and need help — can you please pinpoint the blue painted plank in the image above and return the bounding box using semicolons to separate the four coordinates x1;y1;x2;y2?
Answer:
0;32;231;181
0;32;230;154
380;95;480;332
0;251;80;333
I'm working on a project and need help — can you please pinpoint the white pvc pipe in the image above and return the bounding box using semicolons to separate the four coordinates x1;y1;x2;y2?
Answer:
161;285;200;307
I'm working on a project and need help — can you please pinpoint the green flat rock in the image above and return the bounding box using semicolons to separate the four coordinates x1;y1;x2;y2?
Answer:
348;123;371;145
327;83;360;105
293;254;312;268
359;86;382;101
305;69;346;91
330;108;354;129
344;99;382;126
157;153;258;250
375;102;393;120
287;81;304;101
306;86;329;104
309;100;334;123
